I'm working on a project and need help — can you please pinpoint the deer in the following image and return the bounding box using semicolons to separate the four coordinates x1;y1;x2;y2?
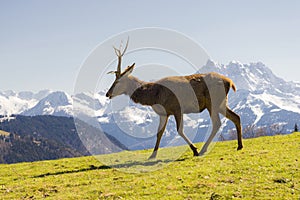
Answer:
106;39;243;159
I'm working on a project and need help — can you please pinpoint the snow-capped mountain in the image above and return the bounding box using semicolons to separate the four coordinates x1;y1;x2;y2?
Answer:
0;90;51;115
202;60;300;96
1;60;299;150
21;91;73;116
199;60;300;133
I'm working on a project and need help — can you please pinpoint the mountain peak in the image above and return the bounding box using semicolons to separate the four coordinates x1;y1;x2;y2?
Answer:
228;60;243;66
200;60;291;92
21;91;73;116
204;59;222;69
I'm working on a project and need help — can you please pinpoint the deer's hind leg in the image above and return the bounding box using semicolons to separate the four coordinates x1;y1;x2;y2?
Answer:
199;112;221;156
174;113;199;156
222;107;243;150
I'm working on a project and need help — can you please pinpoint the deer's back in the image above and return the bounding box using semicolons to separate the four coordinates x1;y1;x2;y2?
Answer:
152;72;232;114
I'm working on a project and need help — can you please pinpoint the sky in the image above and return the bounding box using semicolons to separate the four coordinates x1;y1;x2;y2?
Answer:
0;0;300;94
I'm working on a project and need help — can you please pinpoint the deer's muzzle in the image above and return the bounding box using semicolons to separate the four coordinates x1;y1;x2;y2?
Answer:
106;92;112;99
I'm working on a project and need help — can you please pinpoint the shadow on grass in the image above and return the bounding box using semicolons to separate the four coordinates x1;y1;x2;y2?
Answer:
33;165;111;178
33;158;186;178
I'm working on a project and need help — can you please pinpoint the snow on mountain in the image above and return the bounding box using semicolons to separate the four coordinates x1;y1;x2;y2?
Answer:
0;90;51;115
21;91;73;116
73;91;109;116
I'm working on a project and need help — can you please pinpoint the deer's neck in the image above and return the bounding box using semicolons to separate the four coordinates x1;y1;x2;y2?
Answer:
129;76;157;106
125;76;145;96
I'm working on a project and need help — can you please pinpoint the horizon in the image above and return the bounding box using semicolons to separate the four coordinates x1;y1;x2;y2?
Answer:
1;1;299;93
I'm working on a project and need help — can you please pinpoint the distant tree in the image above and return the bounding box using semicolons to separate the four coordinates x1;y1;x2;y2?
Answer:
243;124;256;139
269;123;287;135
295;123;298;132
227;129;237;140
255;126;268;137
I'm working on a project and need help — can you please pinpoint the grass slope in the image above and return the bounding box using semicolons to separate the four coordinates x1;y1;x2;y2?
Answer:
0;133;299;199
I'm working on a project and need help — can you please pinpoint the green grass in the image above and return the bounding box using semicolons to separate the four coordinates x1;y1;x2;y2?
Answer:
0;133;299;199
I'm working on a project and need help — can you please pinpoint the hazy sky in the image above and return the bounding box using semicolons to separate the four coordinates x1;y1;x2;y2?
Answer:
1;1;299;93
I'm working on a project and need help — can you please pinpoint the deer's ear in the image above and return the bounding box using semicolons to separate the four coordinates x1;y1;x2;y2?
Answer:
122;63;135;77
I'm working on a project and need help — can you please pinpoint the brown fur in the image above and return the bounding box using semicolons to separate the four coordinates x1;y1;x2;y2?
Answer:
130;72;236;116
107;67;243;159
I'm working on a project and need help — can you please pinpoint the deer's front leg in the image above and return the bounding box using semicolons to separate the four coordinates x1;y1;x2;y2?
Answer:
174;113;199;156
148;115;168;160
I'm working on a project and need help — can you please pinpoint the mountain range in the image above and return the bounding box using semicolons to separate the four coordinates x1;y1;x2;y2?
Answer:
0;115;126;163
1;60;299;151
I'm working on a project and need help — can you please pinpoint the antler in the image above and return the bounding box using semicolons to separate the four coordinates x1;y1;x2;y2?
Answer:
112;37;129;78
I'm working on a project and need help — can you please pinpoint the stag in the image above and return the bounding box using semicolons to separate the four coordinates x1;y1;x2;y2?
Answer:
106;39;243;159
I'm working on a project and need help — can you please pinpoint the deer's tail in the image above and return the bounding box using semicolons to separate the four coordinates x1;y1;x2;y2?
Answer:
230;81;236;92
224;77;236;93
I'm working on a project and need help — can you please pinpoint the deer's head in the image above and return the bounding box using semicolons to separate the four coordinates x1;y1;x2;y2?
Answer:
106;39;135;99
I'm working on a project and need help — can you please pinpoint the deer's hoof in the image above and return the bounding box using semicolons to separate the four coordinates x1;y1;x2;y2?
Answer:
237;145;243;150
148;156;155;160
198;150;206;156
199;152;205;156
148;154;156;160
193;151;199;157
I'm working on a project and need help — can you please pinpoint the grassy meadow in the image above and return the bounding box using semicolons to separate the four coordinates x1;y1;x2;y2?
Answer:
0;132;299;199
